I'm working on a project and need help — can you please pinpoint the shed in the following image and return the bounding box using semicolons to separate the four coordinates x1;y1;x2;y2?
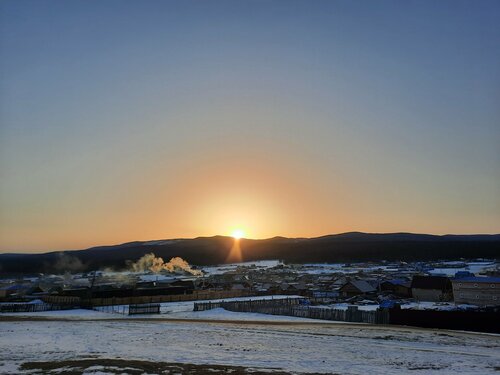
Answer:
411;276;452;302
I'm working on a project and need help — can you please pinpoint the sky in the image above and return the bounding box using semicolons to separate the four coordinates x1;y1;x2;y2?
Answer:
0;0;499;252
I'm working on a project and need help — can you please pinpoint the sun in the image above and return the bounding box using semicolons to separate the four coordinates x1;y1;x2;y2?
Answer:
231;229;245;240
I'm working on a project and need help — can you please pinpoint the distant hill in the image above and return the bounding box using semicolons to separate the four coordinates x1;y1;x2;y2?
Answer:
0;232;499;275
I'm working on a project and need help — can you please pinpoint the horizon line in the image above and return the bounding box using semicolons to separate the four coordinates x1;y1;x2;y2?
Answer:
1;231;500;255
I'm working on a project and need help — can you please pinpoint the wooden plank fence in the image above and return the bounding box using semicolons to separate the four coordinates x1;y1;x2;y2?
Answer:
85;289;252;307
194;297;305;312
129;303;161;315
389;306;500;334
194;298;390;324
0;302;72;313
42;295;81;306
93;304;128;315
94;303;161;315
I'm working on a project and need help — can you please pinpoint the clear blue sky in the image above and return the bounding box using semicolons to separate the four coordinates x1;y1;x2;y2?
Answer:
1;0;499;252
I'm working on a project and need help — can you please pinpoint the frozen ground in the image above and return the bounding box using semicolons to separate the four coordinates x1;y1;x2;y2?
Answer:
0;319;499;374
0;307;333;323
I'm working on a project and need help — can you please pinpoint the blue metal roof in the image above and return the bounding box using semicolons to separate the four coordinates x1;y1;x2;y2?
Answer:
379;300;397;308
454;271;475;278
452;276;500;283
0;284;28;291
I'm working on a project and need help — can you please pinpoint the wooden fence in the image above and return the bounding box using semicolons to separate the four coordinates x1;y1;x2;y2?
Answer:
194;298;390;324
194;297;304;312
288;306;390;324
389;306;500;334
0;302;71;313
129;303;161;315
95;303;161;315
85;289;252;307
42;295;81;306
93;304;128;315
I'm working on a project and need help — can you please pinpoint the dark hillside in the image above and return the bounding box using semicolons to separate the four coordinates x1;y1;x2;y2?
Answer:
0;232;499;275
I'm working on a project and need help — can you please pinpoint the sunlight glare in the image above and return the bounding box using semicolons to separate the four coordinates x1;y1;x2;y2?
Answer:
231;229;245;240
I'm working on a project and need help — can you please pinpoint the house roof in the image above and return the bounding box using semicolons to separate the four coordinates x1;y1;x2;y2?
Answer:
346;280;377;293
383;279;411;288
452;276;500;283
411;276;451;290
454;271;475;278
231;284;247;290
1;284;28;291
383;279;406;286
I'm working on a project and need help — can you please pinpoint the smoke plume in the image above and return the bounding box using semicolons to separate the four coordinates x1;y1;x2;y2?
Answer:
131;253;202;276
52;252;84;273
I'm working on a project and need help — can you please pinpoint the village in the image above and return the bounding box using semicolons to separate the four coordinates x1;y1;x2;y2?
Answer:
1;257;500;374
1;258;499;332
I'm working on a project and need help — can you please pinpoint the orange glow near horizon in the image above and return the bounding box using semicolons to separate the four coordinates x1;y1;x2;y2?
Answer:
226;237;243;263
1;138;498;253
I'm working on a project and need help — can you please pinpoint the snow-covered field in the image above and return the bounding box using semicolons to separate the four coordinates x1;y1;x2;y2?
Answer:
0;318;499;374
0;306;332;324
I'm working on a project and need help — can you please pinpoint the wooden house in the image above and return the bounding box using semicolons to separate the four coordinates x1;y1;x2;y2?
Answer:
451;277;500;306
411;276;452;302
380;279;412;297
339;280;376;298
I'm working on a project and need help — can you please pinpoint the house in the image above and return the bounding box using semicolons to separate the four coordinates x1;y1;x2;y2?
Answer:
25;286;47;298
339;280;376;298
380;279;412;297
411;276;452;302
0;284;30;298
231;283;249;291
332;277;348;288
312;290;339;298
451;277;500;306
253;282;272;293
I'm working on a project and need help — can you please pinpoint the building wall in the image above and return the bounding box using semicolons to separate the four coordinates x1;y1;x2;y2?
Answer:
339;284;362;298
452;281;500;306
412;288;452;302
394;285;412;298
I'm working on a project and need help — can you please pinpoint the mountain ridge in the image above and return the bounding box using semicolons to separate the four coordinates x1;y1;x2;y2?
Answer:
0;232;499;275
